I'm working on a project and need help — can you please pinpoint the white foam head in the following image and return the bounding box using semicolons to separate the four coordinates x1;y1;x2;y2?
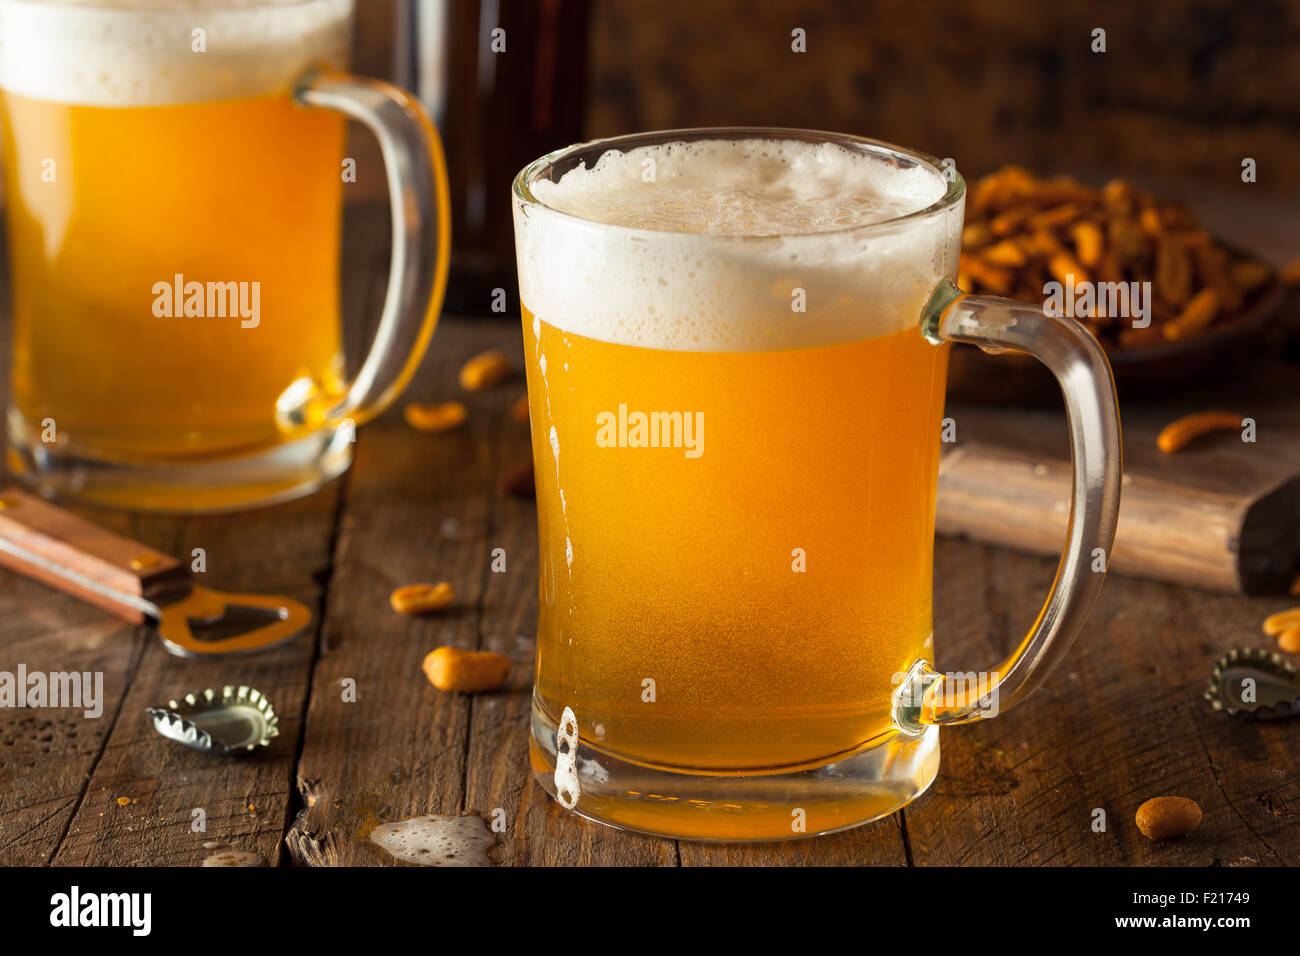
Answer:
0;0;352;106
515;137;962;351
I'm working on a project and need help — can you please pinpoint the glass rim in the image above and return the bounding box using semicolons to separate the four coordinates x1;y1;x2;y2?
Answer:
0;0;347;15
512;126;966;240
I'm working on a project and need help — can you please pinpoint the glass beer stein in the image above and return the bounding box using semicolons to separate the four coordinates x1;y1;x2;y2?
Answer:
513;128;1122;841
0;0;449;511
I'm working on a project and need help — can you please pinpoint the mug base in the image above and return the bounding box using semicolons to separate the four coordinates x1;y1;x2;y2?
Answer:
530;697;939;842
6;414;353;513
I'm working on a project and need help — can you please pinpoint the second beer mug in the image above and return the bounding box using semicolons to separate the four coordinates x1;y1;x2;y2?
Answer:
0;0;449;510
514;128;1123;841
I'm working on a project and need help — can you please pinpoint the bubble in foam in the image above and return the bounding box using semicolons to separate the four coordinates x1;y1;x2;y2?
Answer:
515;137;961;352
0;0;353;107
369;813;494;867
532;139;942;237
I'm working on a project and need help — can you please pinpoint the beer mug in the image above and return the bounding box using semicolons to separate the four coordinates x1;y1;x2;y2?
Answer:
0;0;449;510
513;129;1122;841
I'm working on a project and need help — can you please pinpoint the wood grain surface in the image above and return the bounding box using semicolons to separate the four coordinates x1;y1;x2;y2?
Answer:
0;203;1297;867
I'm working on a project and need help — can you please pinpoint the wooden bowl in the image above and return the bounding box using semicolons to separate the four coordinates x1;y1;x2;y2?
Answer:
946;264;1287;405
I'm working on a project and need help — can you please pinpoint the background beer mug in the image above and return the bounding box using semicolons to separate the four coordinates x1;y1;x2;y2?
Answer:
514;128;1122;841
0;0;449;511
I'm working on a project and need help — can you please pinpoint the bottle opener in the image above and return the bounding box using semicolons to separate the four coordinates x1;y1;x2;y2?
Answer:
0;488;311;657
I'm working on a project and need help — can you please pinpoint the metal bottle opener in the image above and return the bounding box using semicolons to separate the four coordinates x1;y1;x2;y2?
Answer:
0;488;311;657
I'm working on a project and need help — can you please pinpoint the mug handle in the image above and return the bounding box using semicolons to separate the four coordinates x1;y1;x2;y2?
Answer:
276;70;451;432
894;279;1123;732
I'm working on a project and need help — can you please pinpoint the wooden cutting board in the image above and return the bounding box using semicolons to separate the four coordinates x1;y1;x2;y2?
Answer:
937;350;1300;594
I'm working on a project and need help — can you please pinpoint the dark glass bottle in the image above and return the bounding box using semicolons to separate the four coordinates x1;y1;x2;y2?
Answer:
399;0;591;315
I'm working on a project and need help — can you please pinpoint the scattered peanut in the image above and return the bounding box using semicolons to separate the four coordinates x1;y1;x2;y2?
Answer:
422;646;510;693
1136;796;1202;840
1280;258;1300;287
404;400;467;432
459;349;512;391
512;394;531;423
1278;626;1300;655
1289;573;1300;597
1263;608;1300;637
1156;411;1243;454
1162;287;1219;342
500;458;535;499
390;581;456;615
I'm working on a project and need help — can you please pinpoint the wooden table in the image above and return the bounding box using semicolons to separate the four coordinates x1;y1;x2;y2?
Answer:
1;205;1297;867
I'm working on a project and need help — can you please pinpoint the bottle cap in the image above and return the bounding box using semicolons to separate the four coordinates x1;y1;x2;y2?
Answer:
147;685;279;754
1204;648;1300;720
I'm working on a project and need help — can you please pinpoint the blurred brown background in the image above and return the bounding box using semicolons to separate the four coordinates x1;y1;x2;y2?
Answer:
359;0;1300;195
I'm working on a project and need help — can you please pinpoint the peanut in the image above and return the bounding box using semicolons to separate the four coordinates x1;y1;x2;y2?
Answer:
1280;258;1300;287
422;646;510;693
1278;626;1300;655
981;240;1027;267
1156;411;1242;454
1289;573;1300;597
390;581;455;615
1230;260;1272;293
1136;796;1202;840
404;400;467;432
1162;287;1219;341
512;394;531;423
958;253;1013;295
459;349;512;391
960;166;1258;346
1263;608;1300;637
1070;220;1104;268
500;458;535;499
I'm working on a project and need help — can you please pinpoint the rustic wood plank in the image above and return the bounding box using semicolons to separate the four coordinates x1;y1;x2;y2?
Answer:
905;538;1300;865
45;490;338;866
0;578;144;865
458;323;679;866
287;319;504;865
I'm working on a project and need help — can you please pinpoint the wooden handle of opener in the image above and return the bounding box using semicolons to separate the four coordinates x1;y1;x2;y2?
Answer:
0;488;188;622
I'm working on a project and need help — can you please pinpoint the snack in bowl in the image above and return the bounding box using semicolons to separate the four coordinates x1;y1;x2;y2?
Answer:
959;166;1277;351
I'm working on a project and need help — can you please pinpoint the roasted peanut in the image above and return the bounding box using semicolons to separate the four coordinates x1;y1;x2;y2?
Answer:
1280;258;1300;287
961;222;993;249
459;349;512;391
1289;573;1300;598
1136;796;1202;840
1263;608;1300;637
1230;260;1272;292
1156;410;1242;453
981;239;1027;267
500;458;535;499
390;581;456;615
1070;220;1104;268
1155;237;1193;306
958;253;1013;295
1139;206;1164;236
1278;626;1300;655
512;394;531;423
1162;288;1219;341
1027;203;1080;230
404;400;468;432
422;646;510;693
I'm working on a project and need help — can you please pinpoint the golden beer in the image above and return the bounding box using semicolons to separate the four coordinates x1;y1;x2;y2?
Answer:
515;133;963;838
1;90;346;459
524;312;948;770
0;0;363;509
